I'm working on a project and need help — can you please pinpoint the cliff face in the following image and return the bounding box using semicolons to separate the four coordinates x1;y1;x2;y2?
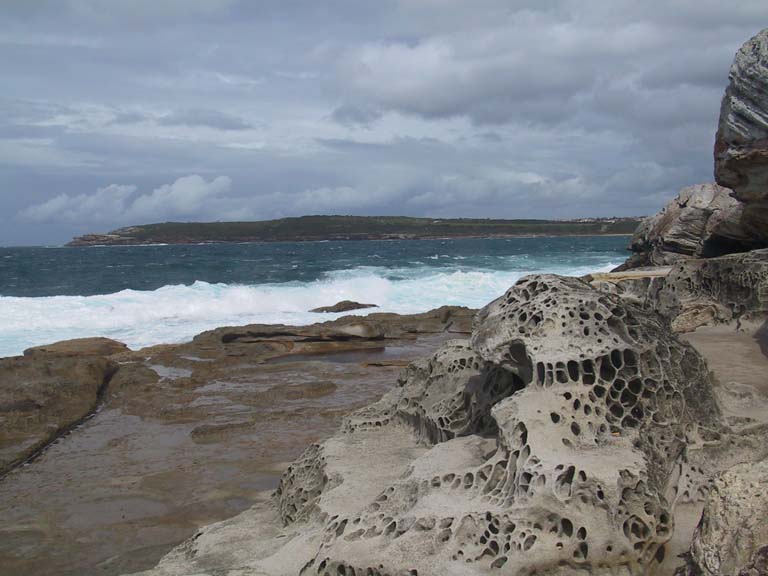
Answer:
617;29;768;272
715;28;768;246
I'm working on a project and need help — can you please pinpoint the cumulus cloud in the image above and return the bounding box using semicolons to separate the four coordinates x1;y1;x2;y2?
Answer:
127;175;232;219
19;175;232;224
20;184;137;222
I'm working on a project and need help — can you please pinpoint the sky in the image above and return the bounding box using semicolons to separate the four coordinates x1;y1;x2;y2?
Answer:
0;1;765;245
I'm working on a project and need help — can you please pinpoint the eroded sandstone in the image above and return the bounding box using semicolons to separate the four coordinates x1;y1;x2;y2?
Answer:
615;183;756;271
133;274;760;576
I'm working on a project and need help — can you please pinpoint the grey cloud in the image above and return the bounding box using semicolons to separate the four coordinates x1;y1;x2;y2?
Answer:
0;0;764;245
157;109;254;131
476;131;502;143
330;103;383;127
110;110;148;125
19;184;137;223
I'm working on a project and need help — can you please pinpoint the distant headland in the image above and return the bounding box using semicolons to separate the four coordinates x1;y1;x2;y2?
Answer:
66;215;641;246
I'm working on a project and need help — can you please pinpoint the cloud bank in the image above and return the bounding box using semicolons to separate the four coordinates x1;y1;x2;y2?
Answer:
1;0;765;244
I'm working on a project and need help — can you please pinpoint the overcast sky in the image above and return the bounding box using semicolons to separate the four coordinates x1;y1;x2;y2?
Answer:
0;1;765;245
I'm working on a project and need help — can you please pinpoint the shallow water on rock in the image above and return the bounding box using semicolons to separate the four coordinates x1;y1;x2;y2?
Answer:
0;334;453;576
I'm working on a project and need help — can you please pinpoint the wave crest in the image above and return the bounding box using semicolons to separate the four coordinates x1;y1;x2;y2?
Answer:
0;262;619;357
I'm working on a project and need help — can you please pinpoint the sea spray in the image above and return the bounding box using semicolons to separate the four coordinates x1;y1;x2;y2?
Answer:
0;262;620;357
0;237;629;356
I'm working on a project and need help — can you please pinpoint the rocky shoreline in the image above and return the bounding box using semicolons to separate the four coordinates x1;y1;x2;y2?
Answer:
2;27;768;576
0;308;474;575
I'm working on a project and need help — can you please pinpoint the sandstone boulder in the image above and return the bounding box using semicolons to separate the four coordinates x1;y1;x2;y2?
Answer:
615;183;753;270
715;28;768;247
652;248;768;332
23;336;129;358
194;306;475;347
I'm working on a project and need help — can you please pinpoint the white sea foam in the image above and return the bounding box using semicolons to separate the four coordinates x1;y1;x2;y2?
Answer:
0;262;620;357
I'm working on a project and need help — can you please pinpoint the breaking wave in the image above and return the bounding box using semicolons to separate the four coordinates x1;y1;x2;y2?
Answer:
0;261;619;357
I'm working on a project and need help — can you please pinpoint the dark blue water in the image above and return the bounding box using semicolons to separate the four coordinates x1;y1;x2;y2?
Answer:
0;236;629;357
0;236;628;298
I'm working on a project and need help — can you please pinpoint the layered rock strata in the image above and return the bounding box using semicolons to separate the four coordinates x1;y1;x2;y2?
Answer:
615;183;755;271
715;28;768;247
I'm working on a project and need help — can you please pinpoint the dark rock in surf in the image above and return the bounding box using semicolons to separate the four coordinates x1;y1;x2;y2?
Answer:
310;300;378;313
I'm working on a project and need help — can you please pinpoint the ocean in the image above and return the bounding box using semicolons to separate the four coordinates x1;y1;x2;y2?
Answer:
0;236;628;357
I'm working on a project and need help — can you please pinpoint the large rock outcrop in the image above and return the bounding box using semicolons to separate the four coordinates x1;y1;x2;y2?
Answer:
617;28;768;273
615;184;754;270
715;28;768;247
136;275;737;576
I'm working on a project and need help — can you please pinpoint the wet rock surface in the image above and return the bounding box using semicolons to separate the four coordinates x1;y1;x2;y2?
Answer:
0;310;470;576
0;338;122;477
310;301;378;313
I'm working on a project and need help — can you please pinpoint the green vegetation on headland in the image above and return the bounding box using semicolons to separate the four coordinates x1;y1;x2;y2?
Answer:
66;215;641;246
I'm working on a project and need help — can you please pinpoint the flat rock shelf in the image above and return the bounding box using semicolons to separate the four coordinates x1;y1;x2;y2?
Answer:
0;308;473;576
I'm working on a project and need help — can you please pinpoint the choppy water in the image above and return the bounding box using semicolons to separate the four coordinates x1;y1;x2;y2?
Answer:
0;236;628;357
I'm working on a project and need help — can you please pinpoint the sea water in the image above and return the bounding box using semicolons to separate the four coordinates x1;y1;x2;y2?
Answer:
0;236;628;357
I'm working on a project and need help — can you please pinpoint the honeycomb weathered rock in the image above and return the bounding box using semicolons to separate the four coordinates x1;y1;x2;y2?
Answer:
653;248;768;332
130;272;768;576
283;275;723;575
